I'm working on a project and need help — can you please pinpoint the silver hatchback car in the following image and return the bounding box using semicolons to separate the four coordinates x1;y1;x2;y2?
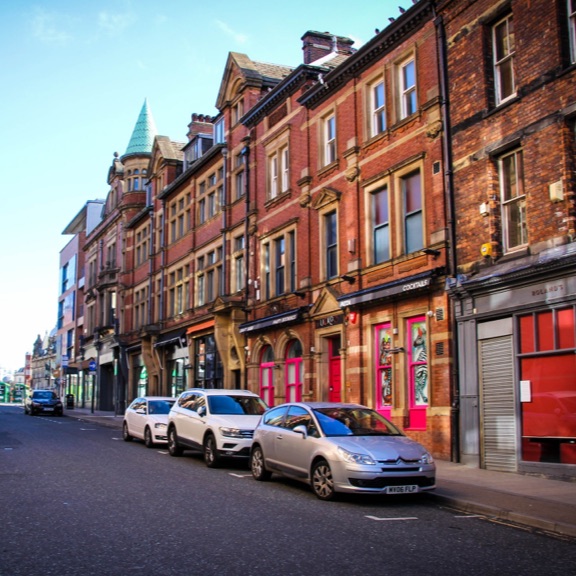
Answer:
250;402;436;500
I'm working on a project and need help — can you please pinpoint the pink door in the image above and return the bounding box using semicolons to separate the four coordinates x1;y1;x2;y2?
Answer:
328;336;341;403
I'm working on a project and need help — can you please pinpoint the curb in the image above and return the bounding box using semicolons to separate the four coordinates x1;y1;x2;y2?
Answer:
430;493;576;539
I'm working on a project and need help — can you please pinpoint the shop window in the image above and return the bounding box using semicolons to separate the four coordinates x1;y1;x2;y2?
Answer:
169;358;187;398
135;364;147;397
519;307;576;464
260;345;275;407
375;323;393;416
194;335;222;389
407;316;428;430
285;340;303;402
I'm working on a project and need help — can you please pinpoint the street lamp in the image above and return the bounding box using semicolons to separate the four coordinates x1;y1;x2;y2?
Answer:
79;335;85;408
92;332;102;414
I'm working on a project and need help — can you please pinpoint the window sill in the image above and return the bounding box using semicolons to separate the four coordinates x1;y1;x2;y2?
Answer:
317;160;340;179
264;189;292;209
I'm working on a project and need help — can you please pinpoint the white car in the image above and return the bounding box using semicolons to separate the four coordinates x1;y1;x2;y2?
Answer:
250;402;436;500
123;396;176;448
167;388;268;467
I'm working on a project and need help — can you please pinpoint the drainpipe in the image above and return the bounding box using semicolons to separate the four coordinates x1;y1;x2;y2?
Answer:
241;137;251;390
158;197;167;394
435;10;460;463
221;147;228;289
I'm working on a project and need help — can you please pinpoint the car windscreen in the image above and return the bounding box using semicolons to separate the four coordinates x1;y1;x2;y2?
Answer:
313;407;403;437
33;391;56;400
148;400;175;415
208;395;267;415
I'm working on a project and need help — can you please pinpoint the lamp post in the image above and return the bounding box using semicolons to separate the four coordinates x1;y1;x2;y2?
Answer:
79;335;85;408
92;332;102;414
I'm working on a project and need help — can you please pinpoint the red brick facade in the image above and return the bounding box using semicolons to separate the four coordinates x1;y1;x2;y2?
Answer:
64;1;576;471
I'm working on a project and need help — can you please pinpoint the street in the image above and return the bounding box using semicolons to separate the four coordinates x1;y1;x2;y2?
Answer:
1;405;575;576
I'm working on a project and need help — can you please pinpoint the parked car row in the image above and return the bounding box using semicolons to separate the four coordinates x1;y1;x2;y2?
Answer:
123;388;436;501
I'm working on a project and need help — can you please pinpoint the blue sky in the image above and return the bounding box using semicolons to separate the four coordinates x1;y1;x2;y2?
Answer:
0;0;404;372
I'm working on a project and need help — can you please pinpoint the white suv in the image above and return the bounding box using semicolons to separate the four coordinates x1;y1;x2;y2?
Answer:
167;389;268;467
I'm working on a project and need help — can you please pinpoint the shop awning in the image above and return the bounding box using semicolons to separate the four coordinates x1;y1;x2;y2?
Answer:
239;307;304;334
337;269;438;308
154;329;187;348
186;320;215;335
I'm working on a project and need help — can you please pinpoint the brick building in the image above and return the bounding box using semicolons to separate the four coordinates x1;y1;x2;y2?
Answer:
62;1;455;457
81;100;158;413
240;4;453;458
61;0;576;471
438;0;576;477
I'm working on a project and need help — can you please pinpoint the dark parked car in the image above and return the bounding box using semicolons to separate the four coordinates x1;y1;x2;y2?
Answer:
24;390;63;416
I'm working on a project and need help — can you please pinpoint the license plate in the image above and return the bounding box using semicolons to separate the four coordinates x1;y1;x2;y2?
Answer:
386;485;418;494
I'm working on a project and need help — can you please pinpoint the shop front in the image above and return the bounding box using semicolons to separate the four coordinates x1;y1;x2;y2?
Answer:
337;269;452;458
240;307;309;406
452;244;576;478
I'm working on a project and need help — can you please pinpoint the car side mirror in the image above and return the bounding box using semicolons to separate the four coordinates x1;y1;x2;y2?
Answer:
197;406;207;417
293;425;308;438
135;408;146;415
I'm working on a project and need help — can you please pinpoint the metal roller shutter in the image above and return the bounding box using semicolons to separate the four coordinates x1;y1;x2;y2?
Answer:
480;335;517;472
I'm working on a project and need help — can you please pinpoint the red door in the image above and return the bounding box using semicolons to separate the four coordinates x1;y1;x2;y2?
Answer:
328;336;341;403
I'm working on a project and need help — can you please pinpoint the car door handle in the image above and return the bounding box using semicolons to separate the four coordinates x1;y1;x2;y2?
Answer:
276;435;283;440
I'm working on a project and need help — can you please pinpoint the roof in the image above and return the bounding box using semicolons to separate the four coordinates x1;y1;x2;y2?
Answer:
215;52;293;110
123;99;158;158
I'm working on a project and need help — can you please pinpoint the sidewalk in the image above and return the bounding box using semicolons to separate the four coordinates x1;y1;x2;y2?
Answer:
65;406;576;539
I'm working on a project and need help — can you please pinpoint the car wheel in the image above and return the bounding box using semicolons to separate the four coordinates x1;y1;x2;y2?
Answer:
122;422;133;442
168;427;183;457
203;433;221;468
251;445;272;481
144;426;154;448
311;459;336;501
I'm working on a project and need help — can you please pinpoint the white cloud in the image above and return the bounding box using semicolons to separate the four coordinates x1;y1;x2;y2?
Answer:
215;19;248;45
31;8;73;45
98;11;135;35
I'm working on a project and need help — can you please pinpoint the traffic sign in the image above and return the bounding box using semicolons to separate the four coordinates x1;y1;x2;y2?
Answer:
89;360;97;372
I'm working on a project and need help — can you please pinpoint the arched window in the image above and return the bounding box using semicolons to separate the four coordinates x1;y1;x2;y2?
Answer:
260;345;275;407
285;339;303;402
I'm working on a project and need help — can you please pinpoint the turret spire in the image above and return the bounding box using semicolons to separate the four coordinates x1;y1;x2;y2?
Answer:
123;99;158;157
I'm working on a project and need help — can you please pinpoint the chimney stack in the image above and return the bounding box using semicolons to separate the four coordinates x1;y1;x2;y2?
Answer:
301;31;355;65
186;113;213;141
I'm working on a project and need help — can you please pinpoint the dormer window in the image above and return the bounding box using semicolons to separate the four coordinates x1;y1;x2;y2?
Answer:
214;118;226;144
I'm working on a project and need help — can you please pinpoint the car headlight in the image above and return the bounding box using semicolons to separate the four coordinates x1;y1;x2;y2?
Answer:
154;423;167;430
337;446;377;466
420;452;434;464
219;427;244;439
